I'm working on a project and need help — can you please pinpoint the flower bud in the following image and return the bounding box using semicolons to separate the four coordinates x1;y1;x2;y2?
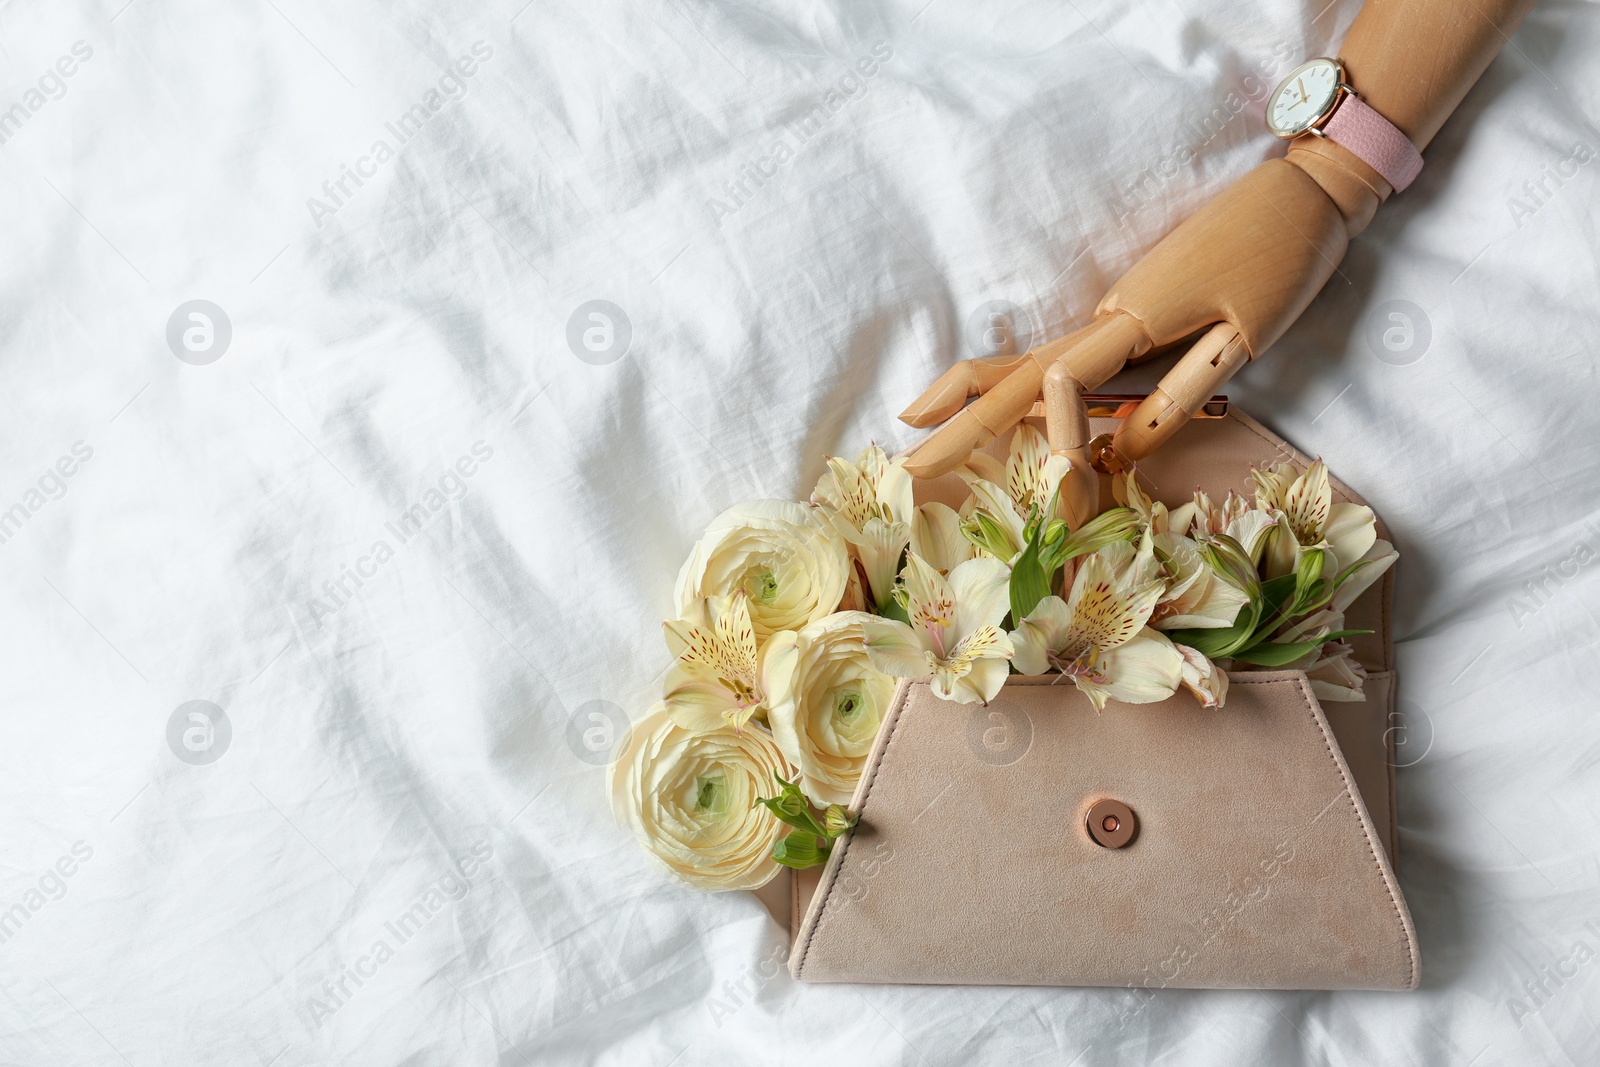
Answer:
1198;533;1261;599
1296;547;1325;589
960;509;1020;560
1053;506;1140;564
823;804;857;837
769;789;807;820
756;774;828;834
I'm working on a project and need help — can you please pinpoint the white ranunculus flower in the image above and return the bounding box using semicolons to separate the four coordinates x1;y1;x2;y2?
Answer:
675;500;850;644
764;612;895;805
609;704;791;892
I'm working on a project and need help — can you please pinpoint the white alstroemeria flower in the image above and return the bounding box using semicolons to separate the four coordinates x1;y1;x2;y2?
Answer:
1150;532;1252;630
1261;607;1372;701
676;499;850;644
812;445;914;611
1175;643;1229;708
859;554;1015;705
609;704;790;891
910;501;975;575
959;477;1029;561
1093;531;1247;632
764;612;895;805
662;593;780;731
1000;422;1073;520
958;423;1073;562
1118;471;1171;535
1120;475;1253;624
1009;549;1184;710
1330;538;1399;612
1169;488;1276;563
836;563;867;613
1251;459;1378;577
1305;641;1369;702
1095;532;1160;589
1169;487;1246;538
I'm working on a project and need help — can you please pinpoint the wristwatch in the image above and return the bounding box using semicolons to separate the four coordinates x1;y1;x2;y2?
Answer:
1266;57;1423;193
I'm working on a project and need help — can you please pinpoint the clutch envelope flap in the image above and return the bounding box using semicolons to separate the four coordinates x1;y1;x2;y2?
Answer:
790;673;1419;990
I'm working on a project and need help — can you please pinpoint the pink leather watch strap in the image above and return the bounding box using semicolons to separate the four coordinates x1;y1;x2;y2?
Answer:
1323;94;1424;192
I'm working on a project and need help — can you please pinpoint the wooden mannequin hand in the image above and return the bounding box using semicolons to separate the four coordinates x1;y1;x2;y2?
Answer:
898;150;1373;479
896;0;1538;480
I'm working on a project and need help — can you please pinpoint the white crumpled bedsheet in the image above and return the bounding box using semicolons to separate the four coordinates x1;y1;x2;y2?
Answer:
2;0;1598;1063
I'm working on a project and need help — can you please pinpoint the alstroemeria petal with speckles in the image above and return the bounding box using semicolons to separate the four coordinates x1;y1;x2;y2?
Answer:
1063;552;1165;651
1281;459;1332;545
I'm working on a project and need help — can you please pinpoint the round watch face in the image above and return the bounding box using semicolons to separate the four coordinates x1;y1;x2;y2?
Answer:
1267;58;1343;137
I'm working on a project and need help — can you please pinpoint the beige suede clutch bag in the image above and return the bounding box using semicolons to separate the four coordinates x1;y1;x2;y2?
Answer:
786;407;1418;990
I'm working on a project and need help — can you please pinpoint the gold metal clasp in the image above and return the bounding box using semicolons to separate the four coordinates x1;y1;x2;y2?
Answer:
1087;433;1126;476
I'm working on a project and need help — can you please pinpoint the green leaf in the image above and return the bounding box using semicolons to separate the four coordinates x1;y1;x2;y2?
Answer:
1312;628;1373;644
1295;577;1331;615
1332;557;1374;585
1259;572;1298;611
1229;628;1374;666
772;831;829;869
877;596;911;625
1166;602;1259;659
1009;530;1053;624
1280;559;1374;623
1282;558;1371;621
1228;639;1325;666
1248;573;1300;641
1327;558;1375;598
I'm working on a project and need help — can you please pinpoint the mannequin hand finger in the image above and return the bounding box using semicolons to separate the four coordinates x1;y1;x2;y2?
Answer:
904;312;1149;479
1042;361;1099;530
898;353;1034;429
1108;323;1247;465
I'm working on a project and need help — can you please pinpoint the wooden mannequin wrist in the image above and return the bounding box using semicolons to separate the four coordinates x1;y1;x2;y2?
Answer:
1285;137;1389;237
1284;0;1538;238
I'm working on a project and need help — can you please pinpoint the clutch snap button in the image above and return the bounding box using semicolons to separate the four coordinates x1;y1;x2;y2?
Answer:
1086;799;1136;849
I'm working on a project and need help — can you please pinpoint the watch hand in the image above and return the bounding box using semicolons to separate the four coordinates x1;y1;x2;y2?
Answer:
1296;77;1308;103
